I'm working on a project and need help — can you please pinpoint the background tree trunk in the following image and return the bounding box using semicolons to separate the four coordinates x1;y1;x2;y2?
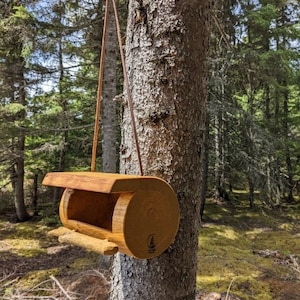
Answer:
52;0;68;205
283;85;294;202
111;1;210;299
13;57;30;222
200;113;209;220
13;135;29;221
102;1;117;173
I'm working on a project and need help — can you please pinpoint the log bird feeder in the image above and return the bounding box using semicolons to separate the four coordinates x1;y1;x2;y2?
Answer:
43;0;180;259
43;172;180;259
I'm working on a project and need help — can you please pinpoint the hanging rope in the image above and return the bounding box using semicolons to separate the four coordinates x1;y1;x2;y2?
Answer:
91;0;144;176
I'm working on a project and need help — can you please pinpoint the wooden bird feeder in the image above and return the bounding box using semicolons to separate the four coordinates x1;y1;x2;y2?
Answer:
43;172;180;259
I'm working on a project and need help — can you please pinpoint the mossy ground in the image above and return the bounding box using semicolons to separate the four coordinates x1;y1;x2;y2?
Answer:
0;205;104;299
198;192;300;300
0;192;299;299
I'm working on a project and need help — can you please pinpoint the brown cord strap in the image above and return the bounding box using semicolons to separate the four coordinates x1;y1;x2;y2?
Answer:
91;0;143;175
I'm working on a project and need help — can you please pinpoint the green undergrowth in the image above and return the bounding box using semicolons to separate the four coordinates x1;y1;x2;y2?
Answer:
197;193;300;300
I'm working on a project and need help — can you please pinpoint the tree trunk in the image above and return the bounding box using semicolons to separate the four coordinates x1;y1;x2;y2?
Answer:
32;173;38;216
13;135;30;221
111;1;210;299
53;3;68;205
13;57;30;222
200;112;209;221
214;110;224;198
247;90;255;207
210;1;230;202
283;86;294;202
102;1;117;173
248;173;255;208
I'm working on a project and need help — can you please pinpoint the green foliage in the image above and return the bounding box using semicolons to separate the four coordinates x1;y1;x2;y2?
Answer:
248;3;278;39
0;4;35;60
12;5;34;21
0;103;25;117
209;0;300;206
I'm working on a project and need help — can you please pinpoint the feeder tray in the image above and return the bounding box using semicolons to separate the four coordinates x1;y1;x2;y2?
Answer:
43;172;179;259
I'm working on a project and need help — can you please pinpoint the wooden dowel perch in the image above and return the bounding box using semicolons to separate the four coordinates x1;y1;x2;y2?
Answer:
49;227;118;256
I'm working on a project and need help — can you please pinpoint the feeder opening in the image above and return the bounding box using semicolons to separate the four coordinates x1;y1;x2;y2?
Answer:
64;189;119;231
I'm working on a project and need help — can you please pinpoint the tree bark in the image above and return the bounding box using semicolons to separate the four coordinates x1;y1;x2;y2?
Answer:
111;1;210;299
283;86;294;202
53;1;68;205
13;57;30;222
13;135;30;221
102;1;117;173
200;113;209;221
32;173;38;215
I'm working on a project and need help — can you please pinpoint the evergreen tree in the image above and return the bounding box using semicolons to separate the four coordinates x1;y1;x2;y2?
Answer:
0;1;35;220
208;0;300;207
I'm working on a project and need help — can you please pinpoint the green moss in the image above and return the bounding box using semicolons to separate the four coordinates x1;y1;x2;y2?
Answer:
0;221;56;257
1;238;45;257
70;253;100;270
251;230;300;255
15;268;59;290
197;275;272;300
198;198;300;299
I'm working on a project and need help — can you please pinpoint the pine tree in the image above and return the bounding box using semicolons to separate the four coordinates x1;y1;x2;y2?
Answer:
0;2;36;221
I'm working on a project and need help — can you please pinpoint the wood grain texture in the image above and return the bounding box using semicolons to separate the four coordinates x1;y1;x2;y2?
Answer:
49;227;118;255
43;172;180;259
43;172;152;193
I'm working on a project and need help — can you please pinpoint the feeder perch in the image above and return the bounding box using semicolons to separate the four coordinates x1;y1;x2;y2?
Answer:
43;172;180;259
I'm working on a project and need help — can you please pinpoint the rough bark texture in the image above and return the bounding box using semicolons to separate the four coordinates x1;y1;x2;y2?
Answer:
13;135;28;221
13;57;30;222
102;1;117;173
111;1;210;299
53;29;68;205
200;113;209;220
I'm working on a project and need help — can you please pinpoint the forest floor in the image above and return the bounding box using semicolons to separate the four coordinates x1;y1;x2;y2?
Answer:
198;191;300;300
0;191;299;300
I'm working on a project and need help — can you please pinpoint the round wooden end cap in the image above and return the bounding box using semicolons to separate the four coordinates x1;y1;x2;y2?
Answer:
113;178;180;259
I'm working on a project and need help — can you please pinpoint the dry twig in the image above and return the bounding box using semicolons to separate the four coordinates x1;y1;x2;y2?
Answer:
50;275;73;300
225;277;236;300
